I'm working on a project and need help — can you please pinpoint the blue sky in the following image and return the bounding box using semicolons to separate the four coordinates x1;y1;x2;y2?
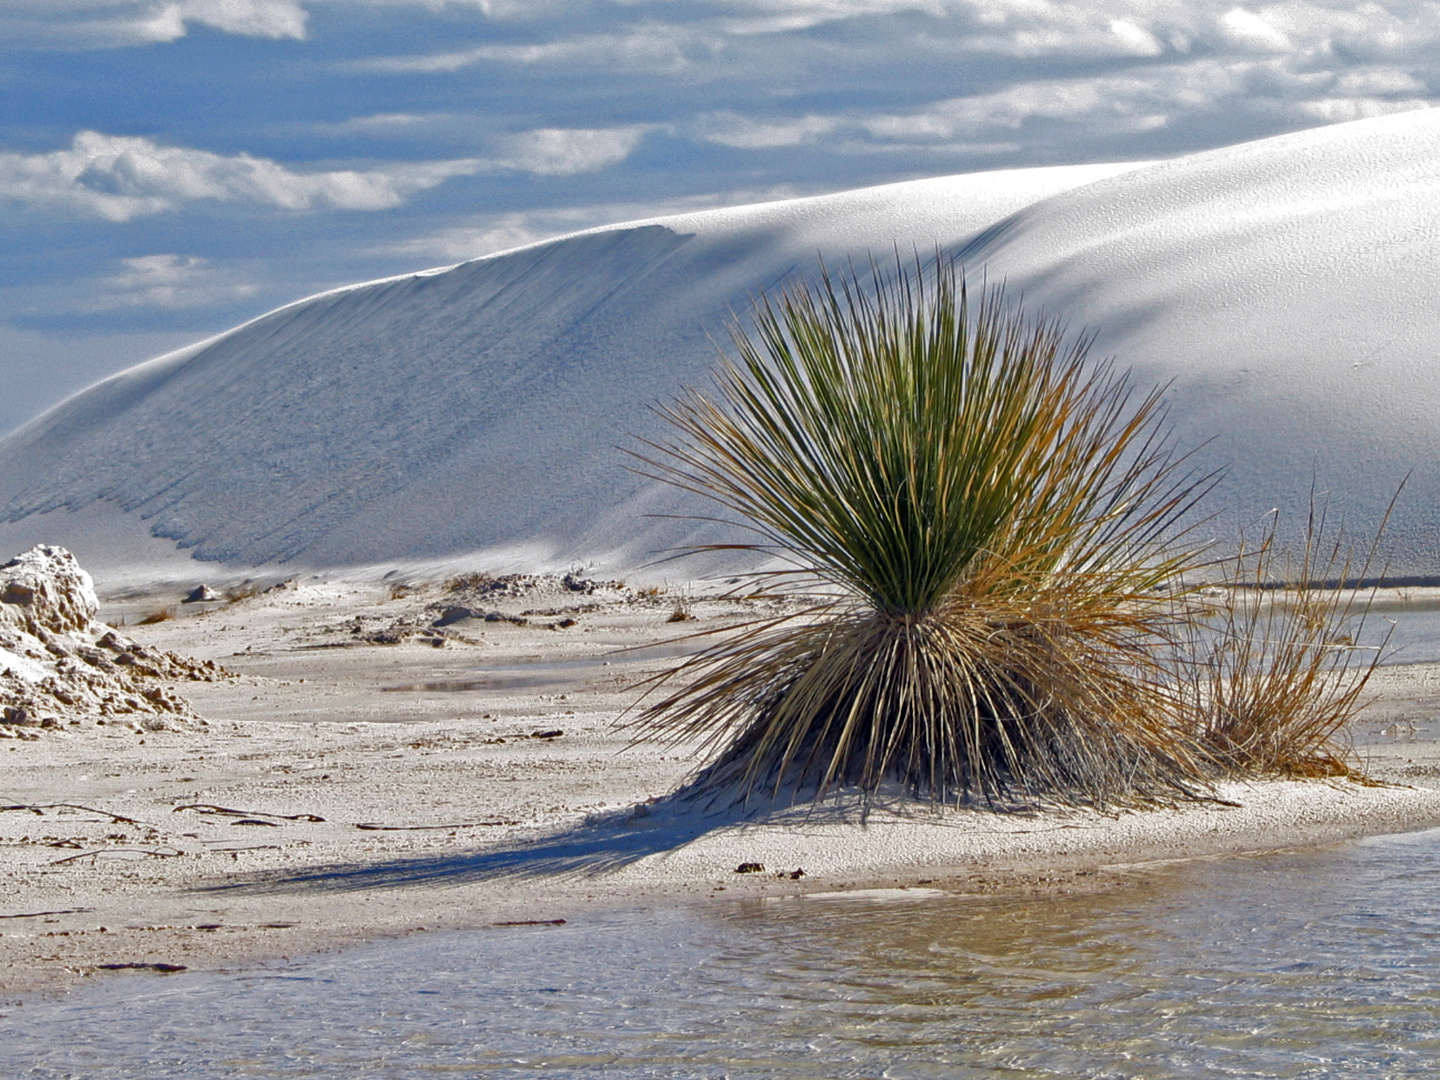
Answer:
2;1;1436;432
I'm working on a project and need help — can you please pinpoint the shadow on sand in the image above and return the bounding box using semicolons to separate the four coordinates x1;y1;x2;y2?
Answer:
194;784;885;897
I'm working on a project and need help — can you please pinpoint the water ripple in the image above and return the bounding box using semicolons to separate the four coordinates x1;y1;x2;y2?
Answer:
6;829;1440;1077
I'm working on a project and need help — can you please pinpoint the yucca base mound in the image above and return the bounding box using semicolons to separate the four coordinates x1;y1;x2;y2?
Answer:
2;571;1439;1002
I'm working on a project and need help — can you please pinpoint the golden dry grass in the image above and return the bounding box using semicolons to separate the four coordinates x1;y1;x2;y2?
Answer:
1185;500;1393;779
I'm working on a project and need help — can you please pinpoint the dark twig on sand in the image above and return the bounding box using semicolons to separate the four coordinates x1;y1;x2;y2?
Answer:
96;962;187;973
494;918;566;926
354;820;519;831
173;803;325;822
50;847;184;865
2;803;144;825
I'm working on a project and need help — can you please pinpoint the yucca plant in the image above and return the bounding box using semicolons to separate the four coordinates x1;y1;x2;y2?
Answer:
630;255;1219;809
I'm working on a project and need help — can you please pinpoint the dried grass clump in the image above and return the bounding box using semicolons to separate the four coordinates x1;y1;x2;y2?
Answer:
446;571;494;593
1186;503;1390;779
631;256;1219;810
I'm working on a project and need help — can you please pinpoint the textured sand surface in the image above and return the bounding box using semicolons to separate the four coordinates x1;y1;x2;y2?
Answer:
5;576;1440;1003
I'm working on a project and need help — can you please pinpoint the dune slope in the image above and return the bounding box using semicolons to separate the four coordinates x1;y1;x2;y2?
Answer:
4;110;1440;580
0;165;1137;577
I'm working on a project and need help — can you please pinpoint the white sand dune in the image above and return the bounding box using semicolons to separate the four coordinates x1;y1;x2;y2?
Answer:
4;109;1440;582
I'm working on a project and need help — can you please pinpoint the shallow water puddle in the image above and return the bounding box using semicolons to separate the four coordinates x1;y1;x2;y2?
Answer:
1379;605;1440;665
5;828;1440;1077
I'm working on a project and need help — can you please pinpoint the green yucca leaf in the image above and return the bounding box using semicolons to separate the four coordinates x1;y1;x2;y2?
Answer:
638;259;1196;617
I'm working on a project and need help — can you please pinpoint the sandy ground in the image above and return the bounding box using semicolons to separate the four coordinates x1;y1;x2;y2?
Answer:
5;573;1440;1003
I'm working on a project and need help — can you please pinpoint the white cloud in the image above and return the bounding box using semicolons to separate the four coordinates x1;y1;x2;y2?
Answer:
1296;96;1432;123
496;127;650;175
1220;7;1291;52
0;132;477;221
299;115;653;173
952;1;1440;64
312;112;437;133
1335;67;1427;95
333;0;566;14
0;127;647;222
350;26;693;74
854;71;1196;143
1108;18;1164;56
179;0;307;37
94;253;261;310
697;112;840;149
3;0;307;46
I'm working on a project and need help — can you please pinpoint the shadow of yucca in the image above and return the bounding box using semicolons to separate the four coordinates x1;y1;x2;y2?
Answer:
194;783;947;896
197;816;709;895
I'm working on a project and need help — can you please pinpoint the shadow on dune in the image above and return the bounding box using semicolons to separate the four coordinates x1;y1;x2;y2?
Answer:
194;786;875;897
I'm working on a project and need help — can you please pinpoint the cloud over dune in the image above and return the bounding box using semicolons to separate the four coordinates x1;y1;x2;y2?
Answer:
94;254;260;311
0;129;645;222
495;127;651;177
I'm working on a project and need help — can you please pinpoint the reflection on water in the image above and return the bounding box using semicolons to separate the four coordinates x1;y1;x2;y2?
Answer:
6;828;1440;1077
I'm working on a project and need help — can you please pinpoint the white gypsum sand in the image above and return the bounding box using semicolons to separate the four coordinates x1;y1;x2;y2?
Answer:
5;113;1440;1000
2;110;1440;578
3;573;1440;1001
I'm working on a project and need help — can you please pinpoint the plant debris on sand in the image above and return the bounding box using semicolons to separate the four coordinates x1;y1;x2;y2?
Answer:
631;255;1379;811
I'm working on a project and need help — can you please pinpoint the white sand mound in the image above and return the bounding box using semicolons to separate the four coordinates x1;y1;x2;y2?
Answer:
2;109;1439;580
0;546;221;736
953;108;1440;575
